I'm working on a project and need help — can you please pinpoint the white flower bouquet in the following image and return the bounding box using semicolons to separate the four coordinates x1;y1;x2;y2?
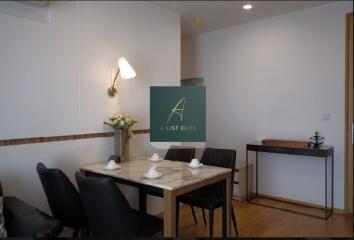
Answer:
104;113;138;136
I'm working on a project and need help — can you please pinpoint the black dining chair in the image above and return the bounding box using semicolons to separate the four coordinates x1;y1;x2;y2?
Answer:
176;148;239;237
164;147;196;163
75;172;163;237
164;147;201;225
36;163;88;237
1;181;63;239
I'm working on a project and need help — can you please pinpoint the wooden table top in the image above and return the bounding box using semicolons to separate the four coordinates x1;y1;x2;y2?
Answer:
80;158;231;191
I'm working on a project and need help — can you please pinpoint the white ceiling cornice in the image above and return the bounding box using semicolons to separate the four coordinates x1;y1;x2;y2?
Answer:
153;1;334;36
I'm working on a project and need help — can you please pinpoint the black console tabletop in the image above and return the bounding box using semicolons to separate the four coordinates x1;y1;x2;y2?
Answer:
247;142;333;157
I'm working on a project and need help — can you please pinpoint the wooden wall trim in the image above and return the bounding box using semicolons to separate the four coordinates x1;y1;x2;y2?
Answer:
132;129;150;134
0;129;150;147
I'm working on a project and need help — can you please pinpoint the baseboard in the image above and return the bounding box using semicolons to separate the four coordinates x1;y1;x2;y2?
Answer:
257;193;345;214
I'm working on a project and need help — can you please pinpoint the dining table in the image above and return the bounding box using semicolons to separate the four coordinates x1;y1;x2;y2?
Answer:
80;157;233;237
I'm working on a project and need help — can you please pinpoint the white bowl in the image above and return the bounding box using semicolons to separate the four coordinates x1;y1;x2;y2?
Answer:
144;172;162;179
188;163;203;169
148;157;163;162
104;165;121;171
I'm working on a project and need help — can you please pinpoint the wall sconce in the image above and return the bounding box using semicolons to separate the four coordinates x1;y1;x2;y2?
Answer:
108;57;136;97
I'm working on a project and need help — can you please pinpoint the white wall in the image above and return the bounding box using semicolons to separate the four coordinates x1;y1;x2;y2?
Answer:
182;1;352;209
0;0;180;225
181;32;199;80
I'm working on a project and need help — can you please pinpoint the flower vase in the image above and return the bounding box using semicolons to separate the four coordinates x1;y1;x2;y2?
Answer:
114;129;129;162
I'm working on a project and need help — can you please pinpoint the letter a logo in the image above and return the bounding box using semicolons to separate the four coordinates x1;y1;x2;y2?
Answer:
167;97;186;123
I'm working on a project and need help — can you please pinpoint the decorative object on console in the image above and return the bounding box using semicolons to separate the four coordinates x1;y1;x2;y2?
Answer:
262;139;311;148
104;113;138;162
310;131;324;148
108;57;136;97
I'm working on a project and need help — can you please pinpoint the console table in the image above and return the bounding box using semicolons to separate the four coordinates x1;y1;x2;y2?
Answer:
246;142;334;219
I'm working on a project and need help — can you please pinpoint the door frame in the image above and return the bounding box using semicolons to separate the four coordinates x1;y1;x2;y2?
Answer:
345;12;353;213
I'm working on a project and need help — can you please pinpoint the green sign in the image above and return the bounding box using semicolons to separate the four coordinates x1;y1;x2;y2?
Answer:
150;86;206;142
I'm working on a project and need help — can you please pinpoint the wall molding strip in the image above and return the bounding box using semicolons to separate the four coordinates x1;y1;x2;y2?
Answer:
0;129;150;147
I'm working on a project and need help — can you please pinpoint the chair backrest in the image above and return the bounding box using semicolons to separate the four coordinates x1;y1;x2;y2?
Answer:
201;148;237;184
75;172;138;237
36;163;86;229
164;147;195;162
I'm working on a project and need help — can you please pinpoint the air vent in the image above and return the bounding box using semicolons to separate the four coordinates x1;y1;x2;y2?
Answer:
0;1;50;22
17;1;49;7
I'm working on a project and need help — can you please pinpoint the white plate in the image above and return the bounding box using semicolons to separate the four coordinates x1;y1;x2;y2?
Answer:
147;157;163;162
188;163;204;169
143;172;162;179
104;165;121;171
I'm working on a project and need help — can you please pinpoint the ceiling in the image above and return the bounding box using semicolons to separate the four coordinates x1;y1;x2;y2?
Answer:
153;1;333;36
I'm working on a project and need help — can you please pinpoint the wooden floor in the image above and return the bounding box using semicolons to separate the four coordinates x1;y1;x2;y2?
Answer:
177;200;353;237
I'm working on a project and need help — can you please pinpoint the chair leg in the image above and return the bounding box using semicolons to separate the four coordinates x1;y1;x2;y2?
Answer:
232;208;239;237
176;202;180;237
202;208;207;226
190;206;198;225
73;228;79;237
209;209;214;237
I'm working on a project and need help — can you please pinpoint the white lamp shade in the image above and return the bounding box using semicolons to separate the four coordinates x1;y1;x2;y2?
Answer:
118;57;136;79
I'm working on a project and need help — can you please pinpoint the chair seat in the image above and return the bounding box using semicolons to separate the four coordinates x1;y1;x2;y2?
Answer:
3;197;63;238
36;163;87;233
178;187;223;209
134;210;163;237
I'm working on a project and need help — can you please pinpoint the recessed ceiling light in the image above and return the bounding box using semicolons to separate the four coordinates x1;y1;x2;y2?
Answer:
193;18;205;27
243;4;253;10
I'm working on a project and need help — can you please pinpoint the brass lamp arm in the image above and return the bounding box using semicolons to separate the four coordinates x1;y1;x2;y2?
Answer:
112;67;120;88
108;67;120;97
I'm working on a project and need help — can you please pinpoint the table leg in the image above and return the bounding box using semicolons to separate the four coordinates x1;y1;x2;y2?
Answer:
139;189;147;213
331;153;334;214
222;173;232;237
325;156;328;218
256;151;258;197
226;173;232;237
163;189;176;237
246;150;249;201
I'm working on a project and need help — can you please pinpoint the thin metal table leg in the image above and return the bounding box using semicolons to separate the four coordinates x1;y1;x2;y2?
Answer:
246;150;249;201
325;156;328;219
331;153;334;215
256;151;258;197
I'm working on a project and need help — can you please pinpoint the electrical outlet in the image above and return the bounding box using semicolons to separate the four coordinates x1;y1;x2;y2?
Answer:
321;113;331;121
